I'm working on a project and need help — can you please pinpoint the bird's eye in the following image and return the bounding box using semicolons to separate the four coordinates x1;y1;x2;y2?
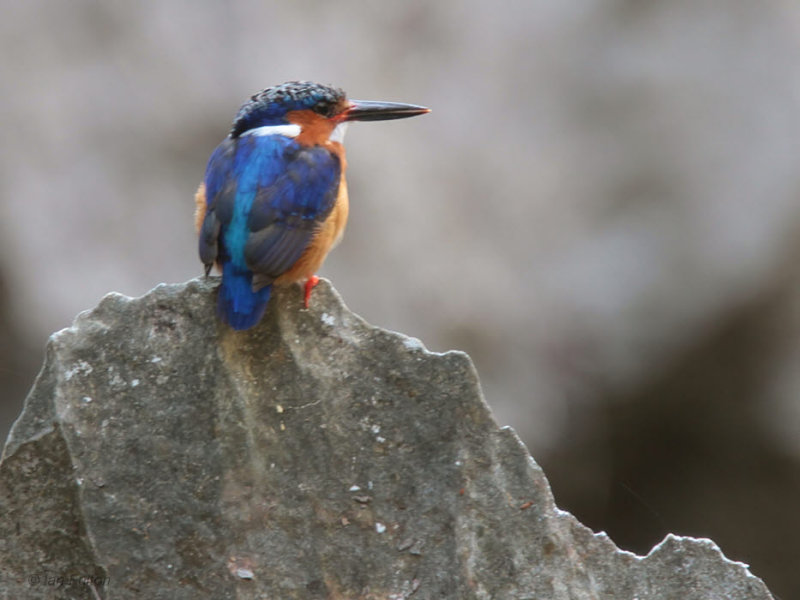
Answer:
315;103;334;118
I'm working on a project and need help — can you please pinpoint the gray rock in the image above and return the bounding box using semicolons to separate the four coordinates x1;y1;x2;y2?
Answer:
0;278;774;599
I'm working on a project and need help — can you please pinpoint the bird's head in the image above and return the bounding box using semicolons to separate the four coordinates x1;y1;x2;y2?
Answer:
230;81;429;144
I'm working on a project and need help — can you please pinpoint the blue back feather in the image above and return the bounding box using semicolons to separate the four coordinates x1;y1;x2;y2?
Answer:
217;262;272;330
201;133;341;330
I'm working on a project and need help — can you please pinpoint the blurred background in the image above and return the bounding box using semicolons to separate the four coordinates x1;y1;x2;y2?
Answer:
1;0;799;597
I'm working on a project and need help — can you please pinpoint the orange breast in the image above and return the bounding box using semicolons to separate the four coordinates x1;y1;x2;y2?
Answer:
194;183;207;234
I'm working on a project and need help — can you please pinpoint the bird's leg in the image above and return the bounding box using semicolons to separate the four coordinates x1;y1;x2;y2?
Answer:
303;275;320;308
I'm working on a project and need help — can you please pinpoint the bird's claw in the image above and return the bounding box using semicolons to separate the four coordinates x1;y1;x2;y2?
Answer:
303;276;320;308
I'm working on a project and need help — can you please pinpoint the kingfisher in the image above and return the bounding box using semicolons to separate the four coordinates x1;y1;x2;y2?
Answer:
195;81;429;330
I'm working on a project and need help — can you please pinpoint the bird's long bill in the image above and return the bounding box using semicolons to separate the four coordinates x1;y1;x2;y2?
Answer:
343;100;430;122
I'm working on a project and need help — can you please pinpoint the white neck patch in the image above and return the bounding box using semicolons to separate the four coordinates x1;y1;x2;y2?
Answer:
239;124;302;138
330;122;349;143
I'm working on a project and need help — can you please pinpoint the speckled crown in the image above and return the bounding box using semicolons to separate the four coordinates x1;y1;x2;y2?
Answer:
231;81;346;137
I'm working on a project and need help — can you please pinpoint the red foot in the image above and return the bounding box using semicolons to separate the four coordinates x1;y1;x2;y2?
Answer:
303;276;320;309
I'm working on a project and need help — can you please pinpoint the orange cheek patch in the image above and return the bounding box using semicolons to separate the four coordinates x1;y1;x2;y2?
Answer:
286;110;338;146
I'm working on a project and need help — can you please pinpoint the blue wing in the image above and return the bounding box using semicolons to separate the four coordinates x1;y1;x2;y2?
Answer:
198;134;341;329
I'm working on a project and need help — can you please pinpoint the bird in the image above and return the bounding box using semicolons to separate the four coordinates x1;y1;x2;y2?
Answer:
194;81;429;330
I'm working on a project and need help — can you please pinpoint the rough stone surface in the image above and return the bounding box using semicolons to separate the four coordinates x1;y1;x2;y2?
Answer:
0;278;774;599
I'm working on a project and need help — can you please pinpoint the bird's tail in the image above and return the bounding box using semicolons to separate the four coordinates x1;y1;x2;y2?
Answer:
217;262;272;330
